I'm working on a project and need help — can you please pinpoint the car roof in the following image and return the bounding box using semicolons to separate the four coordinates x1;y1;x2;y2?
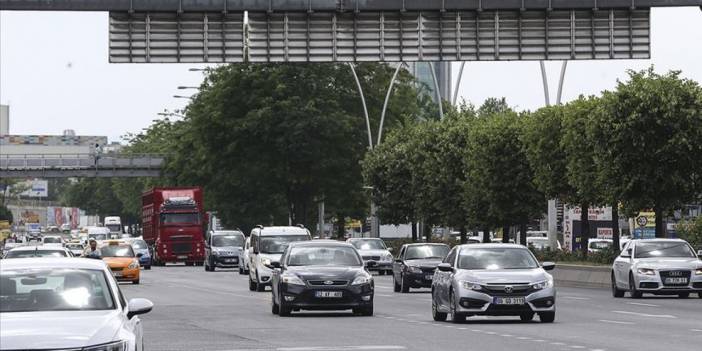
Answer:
256;226;309;236
289;240;353;248
212;230;244;235
347;238;382;241
458;243;527;249
404;242;449;247
0;257;107;272
8;245;68;252
631;238;688;244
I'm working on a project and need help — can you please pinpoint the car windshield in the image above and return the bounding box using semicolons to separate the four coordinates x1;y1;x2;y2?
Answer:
288;246;361;266
5;249;68;258
0;268;115;313
89;234;107;241
43;237;61;244
260;235;309;254
458;248;539;270
405;245;449;260
131;240;148;250
105;224;121;233
213;234;244;247
101;245;135;257
350;239;386;250
589;241;612;249
161;213;199;224
635;242;696;259
528;239;550;249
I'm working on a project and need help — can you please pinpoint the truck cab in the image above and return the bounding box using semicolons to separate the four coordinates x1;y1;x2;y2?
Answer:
104;216;123;238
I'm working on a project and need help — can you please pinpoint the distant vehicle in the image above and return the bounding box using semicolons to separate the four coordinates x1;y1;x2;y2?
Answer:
270;240;375;316
64;242;85;257
347;238;393;275
611;239;702;299
41;235;64;247
248;225;311;292
527;237;562;251
101;241;141;284
130;239;152;270
4;246;72;259
392;243;450;293
142;187;206;266
239;237;251;275
87;227;110;243
588;238;613;253
60;223;72;234
0;258;153;351
104;216;123;238
46;226;61;234
205;230;245;271
26;223;41;241
432;244;556;323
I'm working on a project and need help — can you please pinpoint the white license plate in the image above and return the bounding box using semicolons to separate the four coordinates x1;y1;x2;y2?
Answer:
425;275;433;280
315;291;342;298
177;255;188;259
225;259;236;263
113;271;123;277
493;297;525;305
664;277;688;285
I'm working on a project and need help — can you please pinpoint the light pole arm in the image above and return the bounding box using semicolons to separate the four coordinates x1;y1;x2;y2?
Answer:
348;63;374;149
377;63;404;145
428;62;444;119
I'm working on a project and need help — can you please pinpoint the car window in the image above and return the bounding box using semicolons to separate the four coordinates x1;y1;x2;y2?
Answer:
131;240;148;250
634;241;695;259
101;245;135;257
350;239;386;250
404;245;449;260
458;248;539;270
443;247;457;266
259;235;309;254
0;268;116;312
212;234;245;247
398;245;406;259
287;246;362;266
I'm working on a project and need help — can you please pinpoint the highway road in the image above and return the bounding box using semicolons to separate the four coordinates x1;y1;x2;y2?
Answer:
121;266;702;351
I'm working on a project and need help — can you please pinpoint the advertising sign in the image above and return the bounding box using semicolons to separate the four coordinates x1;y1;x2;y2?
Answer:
597;227;613;239
563;206;613;252
632;211;656;239
19;179;49;198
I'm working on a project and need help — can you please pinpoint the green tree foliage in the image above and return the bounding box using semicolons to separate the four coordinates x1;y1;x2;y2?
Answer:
676;216;702;249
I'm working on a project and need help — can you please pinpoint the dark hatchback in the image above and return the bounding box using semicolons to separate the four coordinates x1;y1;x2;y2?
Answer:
393;243;450;293
269;241;375;316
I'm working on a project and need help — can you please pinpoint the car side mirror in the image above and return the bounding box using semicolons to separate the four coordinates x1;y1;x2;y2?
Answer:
266;261;281;269
541;262;556;271
127;298;153;319
697;249;702;257
437;263;453;272
136;253;143;258
365;260;378;268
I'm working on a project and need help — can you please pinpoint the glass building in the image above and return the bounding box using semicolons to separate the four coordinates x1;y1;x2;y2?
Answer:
405;62;452;103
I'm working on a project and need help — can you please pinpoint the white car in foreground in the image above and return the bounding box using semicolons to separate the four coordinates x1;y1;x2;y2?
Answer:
0;258;153;350
612;239;702;298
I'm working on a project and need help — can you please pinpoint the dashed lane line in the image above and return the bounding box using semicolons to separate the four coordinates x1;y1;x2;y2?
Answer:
611;310;676;319
598;320;635;325
626;302;659;307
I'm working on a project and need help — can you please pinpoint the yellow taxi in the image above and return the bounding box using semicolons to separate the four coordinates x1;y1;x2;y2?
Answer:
101;240;141;284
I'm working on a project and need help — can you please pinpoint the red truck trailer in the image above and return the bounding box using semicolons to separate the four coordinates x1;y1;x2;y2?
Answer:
142;187;206;266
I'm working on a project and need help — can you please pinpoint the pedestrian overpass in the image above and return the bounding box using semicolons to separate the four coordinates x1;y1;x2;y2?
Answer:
0;154;165;178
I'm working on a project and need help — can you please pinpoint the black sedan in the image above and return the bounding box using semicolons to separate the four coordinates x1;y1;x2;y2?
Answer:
269;241;375;316
393;243;450;293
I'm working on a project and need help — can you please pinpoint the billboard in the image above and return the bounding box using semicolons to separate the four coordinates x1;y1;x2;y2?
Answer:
18;179;49;198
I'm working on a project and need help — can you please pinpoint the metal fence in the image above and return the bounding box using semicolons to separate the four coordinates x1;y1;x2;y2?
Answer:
0;154;165;178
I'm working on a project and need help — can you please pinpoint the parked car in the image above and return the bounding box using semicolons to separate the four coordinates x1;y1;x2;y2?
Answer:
347;238;393;275
101;241;141;284
392;243;450;293
611;239;702;298
205;230;245;271
432;243;556;323
239;237;251;275
4;245;73;259
249;226;311;292
0;257;153;350
130;239;152;270
588;238;613;253
270;240;375;316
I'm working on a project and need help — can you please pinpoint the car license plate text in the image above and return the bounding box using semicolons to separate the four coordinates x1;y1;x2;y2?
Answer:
664;277;688;285
177;255;188;259
425;275;433;280
315;291;342;298
493;297;525;305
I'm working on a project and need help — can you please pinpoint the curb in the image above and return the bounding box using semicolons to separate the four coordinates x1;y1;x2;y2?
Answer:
552;264;611;289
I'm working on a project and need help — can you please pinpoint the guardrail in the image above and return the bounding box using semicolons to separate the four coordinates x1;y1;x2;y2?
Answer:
0;153;166;178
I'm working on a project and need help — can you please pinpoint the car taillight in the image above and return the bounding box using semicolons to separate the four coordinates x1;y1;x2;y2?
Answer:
162;244;167;249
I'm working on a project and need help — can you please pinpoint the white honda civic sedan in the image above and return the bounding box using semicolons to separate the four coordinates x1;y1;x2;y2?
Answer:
0;257;153;350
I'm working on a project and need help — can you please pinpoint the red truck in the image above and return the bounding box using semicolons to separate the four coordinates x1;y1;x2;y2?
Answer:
142;187;206;266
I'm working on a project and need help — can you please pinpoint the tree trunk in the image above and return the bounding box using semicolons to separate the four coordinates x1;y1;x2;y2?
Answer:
519;223;527;246
459;226;467;244
411;222;418;242
482;227;490;243
336;214;345;240
580;203;590;257
654;206;666;238
424;222;432;242
611;204;620;253
502;225;510;243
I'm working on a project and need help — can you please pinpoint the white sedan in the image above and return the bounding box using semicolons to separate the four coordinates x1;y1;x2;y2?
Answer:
0;258;153;350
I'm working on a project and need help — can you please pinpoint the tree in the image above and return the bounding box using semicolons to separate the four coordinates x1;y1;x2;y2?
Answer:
594;68;702;237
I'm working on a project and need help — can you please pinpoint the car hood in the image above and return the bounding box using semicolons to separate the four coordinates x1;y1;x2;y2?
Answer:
103;257;135;268
287;266;365;281
457;268;549;284
134;248;150;256
357;249;391;257
212;246;243;254
405;258;443;269
0;310;122;349
634;257;702;269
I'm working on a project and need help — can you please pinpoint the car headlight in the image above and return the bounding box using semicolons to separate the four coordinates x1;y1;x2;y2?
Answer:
381;253;393;262
128;260;139;269
281;274;305;286
406;266;422;274
460;280;482;290
695;268;702;275
352;274;372;285
261;257;271;267
212;250;220;256
82;340;127;351
637;268;656;276
532;278;554;290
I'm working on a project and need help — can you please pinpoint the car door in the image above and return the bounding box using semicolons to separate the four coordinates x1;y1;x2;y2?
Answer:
393;245;406;281
440;247;458;307
615;241;633;286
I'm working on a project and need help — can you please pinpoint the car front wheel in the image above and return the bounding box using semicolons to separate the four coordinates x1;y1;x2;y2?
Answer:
249;275;257;291
629;273;643;298
431;292;447;322
449;290;465;323
612;272;625;298
539;311;555;323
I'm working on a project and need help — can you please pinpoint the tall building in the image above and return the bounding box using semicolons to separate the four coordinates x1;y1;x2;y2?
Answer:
0;104;9;135
405;62;452;103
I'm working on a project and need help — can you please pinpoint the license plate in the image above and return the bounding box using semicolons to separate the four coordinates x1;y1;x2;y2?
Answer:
315;291;342;298
177;255;188;259
664;277;688;285
425;275;433;280
493;297;525;305
225;258;236;263
113;271;123;277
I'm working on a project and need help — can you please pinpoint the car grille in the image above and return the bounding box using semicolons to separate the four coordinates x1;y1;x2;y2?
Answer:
172;242;192;254
110;267;124;272
362;256;380;261
308;280;348;286
420;266;437;273
659;270;691;286
480;283;534;297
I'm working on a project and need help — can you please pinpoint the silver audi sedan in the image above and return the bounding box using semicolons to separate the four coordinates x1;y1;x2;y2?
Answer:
612;239;702;298
431;244;556;323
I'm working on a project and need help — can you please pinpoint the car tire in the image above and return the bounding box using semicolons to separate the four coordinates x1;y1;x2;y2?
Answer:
449;290;465;323
432;293;447;322
386;270;393;276
400;274;410;293
249;275;257;291
144;265;151;270
520;313;534;322
239;266;244;274
678;292;690;298
629;273;643;298
271;295;280;315
393;275;401;292
360;304;374;316
132;280;140;285
612;272;625;298
539;311;555;323
255;274;266;292
279;302;292;317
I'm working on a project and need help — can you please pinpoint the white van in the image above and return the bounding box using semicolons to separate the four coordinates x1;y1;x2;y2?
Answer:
104;216;122;238
86;226;110;243
248;225;310;292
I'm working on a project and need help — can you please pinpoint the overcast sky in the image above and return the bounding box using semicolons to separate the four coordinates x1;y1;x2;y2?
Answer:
1;8;701;142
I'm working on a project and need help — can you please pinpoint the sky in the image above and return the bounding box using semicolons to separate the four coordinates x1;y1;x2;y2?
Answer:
1;8;701;142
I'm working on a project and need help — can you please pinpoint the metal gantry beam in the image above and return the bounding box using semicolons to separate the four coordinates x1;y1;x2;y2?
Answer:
0;154;165;178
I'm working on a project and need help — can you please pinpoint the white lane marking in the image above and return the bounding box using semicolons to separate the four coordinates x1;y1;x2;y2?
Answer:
561;296;591;300
691;329;702;332
569;346;586;349
500;334;513;337
516;337;531;340
551;342;566;346
590;349;606;351
531;340;545;343
457;328;467;330
277;346;407;351
598;319;635;325
611;310;677;319
376;294;393;297
626;302;659;307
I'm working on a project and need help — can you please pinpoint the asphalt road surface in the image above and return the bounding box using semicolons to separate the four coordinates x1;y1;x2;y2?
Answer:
121;266;702;351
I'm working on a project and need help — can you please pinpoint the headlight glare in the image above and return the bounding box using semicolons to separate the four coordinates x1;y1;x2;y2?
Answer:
460;280;482;290
128;260;139;269
282;274;305;286
261;257;272;267
695;268;702;275
82;340;128;351
352;274;372;285
381;253;393;262
637;268;656;276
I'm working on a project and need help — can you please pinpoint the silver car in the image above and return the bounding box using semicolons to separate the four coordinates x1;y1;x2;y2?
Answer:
431;244;556;323
612;239;702;298
347;238;394;275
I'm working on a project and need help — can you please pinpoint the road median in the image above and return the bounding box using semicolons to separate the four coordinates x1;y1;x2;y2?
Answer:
552;263;611;289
